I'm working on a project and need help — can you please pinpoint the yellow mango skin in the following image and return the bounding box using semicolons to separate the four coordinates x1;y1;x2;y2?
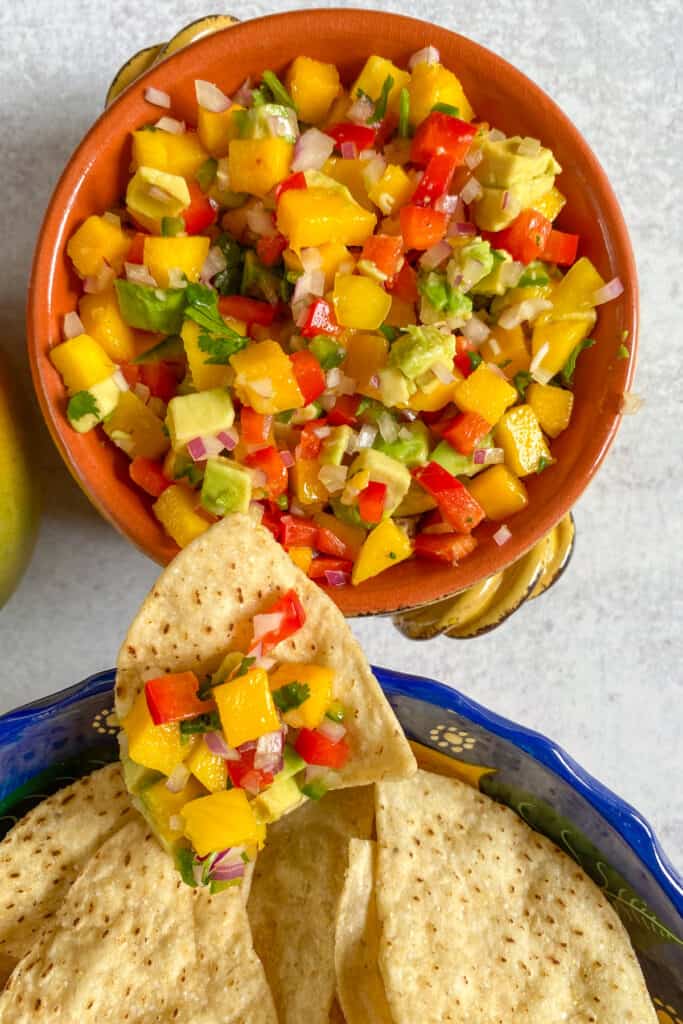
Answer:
350;56;410;115
288;545;313;574
141;776;205;849
214;668;281;749
230;340;304;414
182;789;266;858
126;167;191;223
277;187;376;249
352;518;413;586
143;236;210;288
480;324;530;378
527;382;574;439
182;319;233;391
408;62;475;125
66;215;130;277
286;56;341;124
333;275;392;330
103;389;169;460
467;464;528;521
269;663;334;730
197;104;244;158
531;186;566;222
453;364;517;426
368;165;415;216
78;289;137;363
292;458;328;505
123;691;194;776
531;318;594;380
228;138;293;197
494;404;552;477
322;158;373;210
186;739;228;793
50;334;115;392
132;129;209;178
343;332;388;393
153;485;210;548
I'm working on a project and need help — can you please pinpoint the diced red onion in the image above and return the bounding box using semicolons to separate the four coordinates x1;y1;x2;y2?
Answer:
267;108;299;141
493;524;512;546
293;268;325;304
318;394;336;412
434;193;460;215
498;298;553;330
247;206;277;238
205;731;240;761
167;267;187;290
169;815;184;833
134;382;151;403
340;141;358;159
517;136;541;158
357;423;378;449
324;569;349;588
195;79;231;112
280;449;295;468
408;45;440;69
359;148;377;160
252;610;286;646
593;277;624;306
461;316;490;344
154;116;185;135
325;367;342;390
499;261;525;289
485;361;507;380
217;428;238;451
312;425;332;440
401;408;418;422
112;369;130;392
211;858;246;882
529;342;553;384
378;412;399;443
369;374;380;389
248;468;268;491
620;391;644;415
165;763;190;793
233;77;253;106
144;86;171;109
254;730;284;773
362;154;387;190
200;246;228;285
464;148;483;170
460;177;483;205
249;501;265;525
249;378;275;399
318;463;347;493
348;94;375;124
63;311;85;339
420;240;451;270
125;262;157;287
237;739;258;754
501;190;511;211
84;262;115;294
487;337;501;356
102;211;121;228
318;719;347;743
447;221;476;238
474;446;504;466
289;499;305;517
488;128;506;143
432;361;455;384
292;127;335;172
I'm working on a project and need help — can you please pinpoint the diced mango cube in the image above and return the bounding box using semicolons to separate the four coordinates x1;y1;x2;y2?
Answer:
343;332;388;394
166;388;235;449
544;257;605;317
182;789;266;858
66;215;131;278
321;158;374;211
228;138;293;197
78;289;137;363
531;186;566;222
530;317;594;380
122;690;194;775
292;458;328;505
408;62;474;125
333;275;392;330
453;364;517;425
351;518;413;586
153;485;210;548
480;324;530;378
230;340;304;414
277;186;377;249
526;382;573;438
368;165;414;215
286;57;341;124
50;333;116;393
182;320;233;391
186;738;228;793
350;56;410;116
140;776;205;850
132;128;209;178
288;546;313;575
467;464;528;521
269;663;334;729
407;378;459;413
213;668;281;749
385;297;417;328
143;236;210;288
494;404;552;477
322;89;351;129
126;166;191;224
197;105;244;158
103;389;169;459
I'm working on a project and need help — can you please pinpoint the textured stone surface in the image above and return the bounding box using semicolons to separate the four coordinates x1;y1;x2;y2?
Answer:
0;0;680;867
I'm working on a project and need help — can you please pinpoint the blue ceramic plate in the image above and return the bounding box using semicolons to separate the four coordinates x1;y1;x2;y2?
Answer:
1;668;681;1019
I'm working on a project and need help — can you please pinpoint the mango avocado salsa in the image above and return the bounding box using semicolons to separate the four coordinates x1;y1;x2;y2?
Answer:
51;46;624;587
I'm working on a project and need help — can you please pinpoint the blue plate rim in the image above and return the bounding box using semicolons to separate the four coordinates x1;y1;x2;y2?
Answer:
2;666;681;918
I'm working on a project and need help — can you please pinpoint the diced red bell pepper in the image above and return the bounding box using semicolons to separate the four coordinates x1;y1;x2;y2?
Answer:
228;748;274;793
327;123;377;152
358;480;387;524
257;233;288;267
120;363;141;389
442;411;491;455
139;362;179;403
315;527;356;561
280;514;319;550
182;181;218;235
327;394;361;427
297;419;328;459
295;727;350;769
414;531;478;565
308;556;353;580
453;335;479;378
484;209;553;265
129;456;171;498
374;114;398;149
218;294;276;326
360;234;404;279
541;229;579;266
411;153;458;207
251;588;306;654
386;259;418;302
290;350;326;404
144;671;215;725
275;171;307;202
413;462;485;533
410;112;477;166
300;298;341;338
241;406;272;446
259;502;283;541
126;231;147;265
245;446;289;499
400;204;448;250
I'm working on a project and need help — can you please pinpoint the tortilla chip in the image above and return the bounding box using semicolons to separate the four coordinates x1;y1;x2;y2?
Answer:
334;838;393;1024
0;818;277;1023
115;515;416;787
329;998;346;1022
374;770;657;1024
0;764;134;964
248;786;375;1024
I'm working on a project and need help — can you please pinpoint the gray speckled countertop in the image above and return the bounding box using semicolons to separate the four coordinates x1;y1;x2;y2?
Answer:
0;0;681;866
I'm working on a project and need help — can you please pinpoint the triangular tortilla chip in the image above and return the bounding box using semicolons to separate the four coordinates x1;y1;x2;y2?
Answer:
0;818;277;1023
115;515;416;787
374;770;657;1024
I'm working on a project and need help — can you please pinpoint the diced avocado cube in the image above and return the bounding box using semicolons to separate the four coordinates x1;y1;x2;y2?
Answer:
200;457;251;516
450;238;494;290
373;420;430;468
330;498;367;529
252;774;306;825
115;279;187;334
348;448;411;516
166;389;235;449
121;754;162;795
320;425;352;466
389;325;456;380
395;479;438;516
472;249;512;296
378;366;413;408
309;335;346;370
241;249;284;305
279;745;306;780
133;333;185;364
431;433;493;479
163;447;205;487
67;376;120;433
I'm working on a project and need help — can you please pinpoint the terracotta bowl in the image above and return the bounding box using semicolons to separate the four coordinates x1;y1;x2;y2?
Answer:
27;9;638;617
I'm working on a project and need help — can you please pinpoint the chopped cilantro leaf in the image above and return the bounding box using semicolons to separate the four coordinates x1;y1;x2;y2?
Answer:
370;75;394;123
175;847;198;888
431;102;460;117
184;283;248;364
468;351;483;371
536;456;552;474
272;682;311;712
617;344;629;360
196;157;218;193
179;711;222;736
379;323;400;343
498;359;512;370
562;337;596;385
325;701;346;723
262;70;297;111
388;551;397;560
233;656;256;679
513;370;532;398
398;87;411;138
67;390;99;424
197;675;214;700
